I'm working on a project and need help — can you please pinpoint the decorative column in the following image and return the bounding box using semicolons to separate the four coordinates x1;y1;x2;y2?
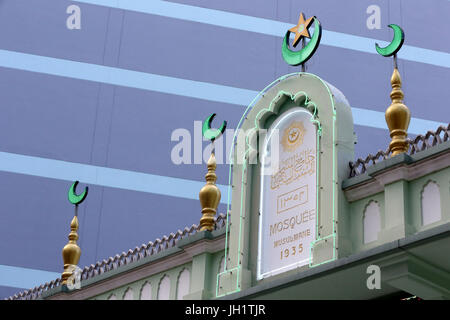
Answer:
61;216;81;285
385;68;411;156
199;152;221;231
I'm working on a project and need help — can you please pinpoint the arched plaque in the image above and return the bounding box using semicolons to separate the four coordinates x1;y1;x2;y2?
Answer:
258;108;317;279
216;73;355;297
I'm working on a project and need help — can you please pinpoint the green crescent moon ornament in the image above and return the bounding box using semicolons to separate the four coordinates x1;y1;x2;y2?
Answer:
202;113;227;141
68;181;88;205
282;17;322;66
375;24;405;57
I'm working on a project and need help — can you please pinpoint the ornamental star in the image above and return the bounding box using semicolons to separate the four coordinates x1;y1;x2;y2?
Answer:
288;13;314;48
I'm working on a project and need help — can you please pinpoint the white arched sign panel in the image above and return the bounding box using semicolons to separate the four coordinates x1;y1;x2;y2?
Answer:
258;108;317;279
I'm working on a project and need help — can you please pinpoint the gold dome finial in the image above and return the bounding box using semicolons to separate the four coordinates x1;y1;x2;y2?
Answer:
199;151;221;231
61;181;88;286
61;215;81;285
385;67;411;156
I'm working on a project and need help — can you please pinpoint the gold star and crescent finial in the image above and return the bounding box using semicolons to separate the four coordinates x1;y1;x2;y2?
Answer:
282;12;322;67
288;12;314;47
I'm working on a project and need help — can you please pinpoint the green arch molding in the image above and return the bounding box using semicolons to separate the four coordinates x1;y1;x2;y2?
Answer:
282;18;322;66
255;96;321;280
216;73;355;297
218;73;304;295
375;24;405;57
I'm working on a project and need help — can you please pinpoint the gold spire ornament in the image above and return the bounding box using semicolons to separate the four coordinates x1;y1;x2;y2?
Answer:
374;24;410;156
200;113;227;231
61;215;81;285
199;152;221;231
61;181;88;286
385;67;411;156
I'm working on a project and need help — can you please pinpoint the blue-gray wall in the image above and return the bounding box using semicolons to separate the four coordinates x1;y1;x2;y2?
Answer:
0;0;448;298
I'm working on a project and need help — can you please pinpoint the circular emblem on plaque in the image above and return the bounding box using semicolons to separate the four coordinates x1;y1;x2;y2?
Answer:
282;121;306;152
